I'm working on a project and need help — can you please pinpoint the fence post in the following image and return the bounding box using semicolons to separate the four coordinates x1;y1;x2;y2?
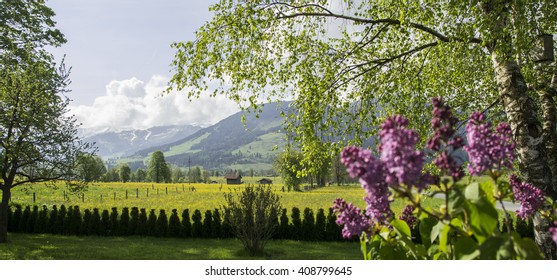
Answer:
33;192;36;203
147;188;149;197
157;189;159;195
136;188;139;198
166;187;168;195
114;192;116;200
126;190;128;199
82;194;85;203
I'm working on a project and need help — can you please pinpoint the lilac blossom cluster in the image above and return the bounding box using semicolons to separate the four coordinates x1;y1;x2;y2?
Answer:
340;146;392;224
398;205;417;228
464;112;515;176
332;198;372;239
336;115;431;238
510;174;546;220
379;115;429;190
427;97;464;180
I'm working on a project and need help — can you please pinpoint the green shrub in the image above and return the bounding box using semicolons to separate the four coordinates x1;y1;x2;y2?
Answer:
17;206;31;232
202;210;213;238
70;206;82;235
156;209;169;237
55;205;67;235
147;209;157;236
10;205;22;233
35;205;48;234
7;206;14;232
224;185;282;255
302;208;315;241
181;209;192;238
81;209;92;235
325;208;341;241
63;206;73;235
47;205;58;234
129;207;139;235
168;209;182;238
100;209;110;236
269;207;279;239
221;208;233;238
278;208;289;239
315;208;326;241
119;207;130;236
290;207;302;240
109;207;119;236
137;208;148;236
191;209;203;238
90;208;101;235
212;209;222;238
26;205;38;233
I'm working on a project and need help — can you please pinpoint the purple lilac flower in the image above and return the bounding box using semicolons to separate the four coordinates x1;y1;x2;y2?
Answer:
510;174;545;220
379;115;428;190
427;97;464;180
341;146;393;224
464;112;515;176
332;198;372;239
399;205;418;228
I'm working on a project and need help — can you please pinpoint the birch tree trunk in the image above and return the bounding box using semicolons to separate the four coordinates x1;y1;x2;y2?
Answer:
492;55;557;259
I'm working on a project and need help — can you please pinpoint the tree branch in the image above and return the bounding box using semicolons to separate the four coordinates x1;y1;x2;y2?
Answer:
269;3;481;44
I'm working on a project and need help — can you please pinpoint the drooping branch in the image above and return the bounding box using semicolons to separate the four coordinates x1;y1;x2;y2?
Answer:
268;2;482;44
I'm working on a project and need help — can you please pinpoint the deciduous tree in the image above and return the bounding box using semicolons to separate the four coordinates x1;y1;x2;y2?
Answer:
0;0;90;243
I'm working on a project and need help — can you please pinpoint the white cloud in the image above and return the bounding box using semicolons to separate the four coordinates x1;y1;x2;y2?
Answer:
70;75;240;132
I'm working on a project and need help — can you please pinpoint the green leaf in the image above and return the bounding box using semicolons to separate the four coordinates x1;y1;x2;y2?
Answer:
479;179;497;205
478;235;513;260
511;232;543;260
391;219;426;260
454;236;480;259
420;216;438;249
430;220;444;245
392;219;411;237
465;182;480;201
466;198;498;243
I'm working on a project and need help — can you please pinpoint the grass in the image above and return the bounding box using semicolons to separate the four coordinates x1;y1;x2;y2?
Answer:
9;182;443;215
0;233;361;260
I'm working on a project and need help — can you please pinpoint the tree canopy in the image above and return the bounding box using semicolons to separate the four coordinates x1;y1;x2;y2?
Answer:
169;0;557;258
147;151;171;183
0;0;91;243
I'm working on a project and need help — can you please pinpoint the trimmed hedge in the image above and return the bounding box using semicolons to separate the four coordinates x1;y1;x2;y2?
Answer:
5;204;353;242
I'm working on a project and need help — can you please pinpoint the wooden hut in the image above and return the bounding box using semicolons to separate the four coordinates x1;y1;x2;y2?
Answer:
224;174;242;185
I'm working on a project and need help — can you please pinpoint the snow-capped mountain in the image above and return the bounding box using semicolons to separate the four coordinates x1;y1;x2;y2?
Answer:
83;124;202;159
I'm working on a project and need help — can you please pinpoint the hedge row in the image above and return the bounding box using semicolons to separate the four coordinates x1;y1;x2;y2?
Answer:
6;205;344;241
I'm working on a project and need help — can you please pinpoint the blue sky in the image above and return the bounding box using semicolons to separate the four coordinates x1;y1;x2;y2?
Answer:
47;0;239;131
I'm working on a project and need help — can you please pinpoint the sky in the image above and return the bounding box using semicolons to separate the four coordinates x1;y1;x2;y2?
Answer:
47;0;240;131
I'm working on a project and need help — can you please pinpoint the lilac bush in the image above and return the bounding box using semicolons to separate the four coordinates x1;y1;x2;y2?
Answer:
398;205;417;228
332;97;554;260
427;97;464;180
464;112;515;176
332;198;371;239
510;174;546;220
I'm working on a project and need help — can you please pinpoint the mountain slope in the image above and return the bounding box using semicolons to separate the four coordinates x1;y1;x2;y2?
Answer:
124;102;292;171
84;125;202;159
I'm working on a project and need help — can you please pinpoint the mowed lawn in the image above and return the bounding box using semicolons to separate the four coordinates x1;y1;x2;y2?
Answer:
0;233;361;260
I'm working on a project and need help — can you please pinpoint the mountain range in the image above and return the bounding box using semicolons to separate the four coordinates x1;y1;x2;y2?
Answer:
85;102;292;172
